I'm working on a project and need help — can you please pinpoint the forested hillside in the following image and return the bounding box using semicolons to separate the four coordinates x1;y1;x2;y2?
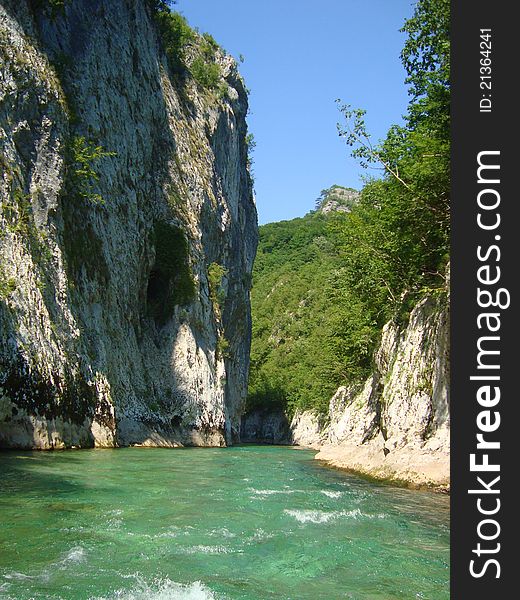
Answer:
248;191;368;415
247;0;450;417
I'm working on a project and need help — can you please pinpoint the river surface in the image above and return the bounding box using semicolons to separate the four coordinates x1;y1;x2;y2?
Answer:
0;446;449;600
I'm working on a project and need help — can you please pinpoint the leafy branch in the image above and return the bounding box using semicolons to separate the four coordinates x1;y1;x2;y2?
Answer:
63;136;116;206
336;100;413;193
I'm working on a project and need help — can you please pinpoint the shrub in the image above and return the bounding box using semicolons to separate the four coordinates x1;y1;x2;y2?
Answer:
191;57;221;90
0;272;16;300
63;136;115;206
147;222;195;324
153;8;195;74
207;262;227;309
216;335;230;360
152;4;224;92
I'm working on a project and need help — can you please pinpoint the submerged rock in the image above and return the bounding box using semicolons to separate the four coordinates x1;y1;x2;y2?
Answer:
0;1;257;448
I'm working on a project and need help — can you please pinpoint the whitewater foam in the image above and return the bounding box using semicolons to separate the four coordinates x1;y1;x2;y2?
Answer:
2;546;87;587
63;547;87;564
178;545;236;555
90;577;220;600
284;508;363;523
244;528;276;543
284;508;387;523
3;571;35;581
320;490;343;499
141;526;195;540
208;527;236;539
248;488;298;496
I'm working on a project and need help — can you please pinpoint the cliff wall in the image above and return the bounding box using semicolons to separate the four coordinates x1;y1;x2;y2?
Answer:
0;0;257;448
313;291;450;490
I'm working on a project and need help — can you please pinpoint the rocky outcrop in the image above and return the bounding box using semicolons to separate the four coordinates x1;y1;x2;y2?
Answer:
313;291;450;490
289;410;325;448
317;185;359;214
0;1;257;449
248;290;450;490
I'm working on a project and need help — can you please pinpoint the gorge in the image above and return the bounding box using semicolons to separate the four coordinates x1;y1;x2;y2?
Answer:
0;2;451;598
0;1;450;491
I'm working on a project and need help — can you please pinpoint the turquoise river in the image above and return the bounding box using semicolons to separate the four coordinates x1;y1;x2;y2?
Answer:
0;446;449;600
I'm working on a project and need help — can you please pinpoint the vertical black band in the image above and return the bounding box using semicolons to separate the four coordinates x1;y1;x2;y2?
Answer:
451;1;516;596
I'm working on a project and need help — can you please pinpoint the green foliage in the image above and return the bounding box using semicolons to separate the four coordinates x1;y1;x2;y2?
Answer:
191;57;221;89
0;272;16;300
63;136;115;206
248;0;450;417
29;0;68;18
152;3;225;92
153;7;195;74
148;0;176;11
245;133;256;174
208;262;227;310
201;33;220;53
400;0;450;133
148;222;195;324
59;141;112;287
248;211;372;416
1;189;32;236
216;335;230;360
334;0;449;321
190;36;224;91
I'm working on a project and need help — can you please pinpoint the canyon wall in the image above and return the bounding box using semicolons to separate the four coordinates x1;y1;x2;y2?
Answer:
0;0;257;449
312;291;450;490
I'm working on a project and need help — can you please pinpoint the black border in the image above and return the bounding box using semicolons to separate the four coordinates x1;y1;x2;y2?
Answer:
451;1;515;596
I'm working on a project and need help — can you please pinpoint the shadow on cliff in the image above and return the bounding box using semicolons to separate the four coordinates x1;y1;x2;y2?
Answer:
240;407;292;445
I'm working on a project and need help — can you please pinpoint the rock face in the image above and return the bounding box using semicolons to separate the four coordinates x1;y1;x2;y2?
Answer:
317;185;359;214
240;408;290;445
0;1;257;449
300;292;450;490
289;410;325;448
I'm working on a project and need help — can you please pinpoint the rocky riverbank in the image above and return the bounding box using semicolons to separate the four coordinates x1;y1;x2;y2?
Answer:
242;289;450;492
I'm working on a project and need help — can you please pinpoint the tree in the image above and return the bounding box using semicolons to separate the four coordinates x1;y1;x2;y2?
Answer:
334;0;450;317
247;0;451;416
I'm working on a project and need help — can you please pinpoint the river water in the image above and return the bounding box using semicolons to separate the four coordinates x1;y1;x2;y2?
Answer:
0;446;449;600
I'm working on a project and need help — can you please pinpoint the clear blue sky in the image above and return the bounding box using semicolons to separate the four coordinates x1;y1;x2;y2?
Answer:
178;0;415;224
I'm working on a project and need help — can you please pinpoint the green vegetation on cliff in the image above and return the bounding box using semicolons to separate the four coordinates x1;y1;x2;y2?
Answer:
151;1;227;93
248;0;449;415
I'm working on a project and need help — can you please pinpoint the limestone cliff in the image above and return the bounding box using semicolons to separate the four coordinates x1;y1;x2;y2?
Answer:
0;0;257;448
296;290;450;490
316;185;359;214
